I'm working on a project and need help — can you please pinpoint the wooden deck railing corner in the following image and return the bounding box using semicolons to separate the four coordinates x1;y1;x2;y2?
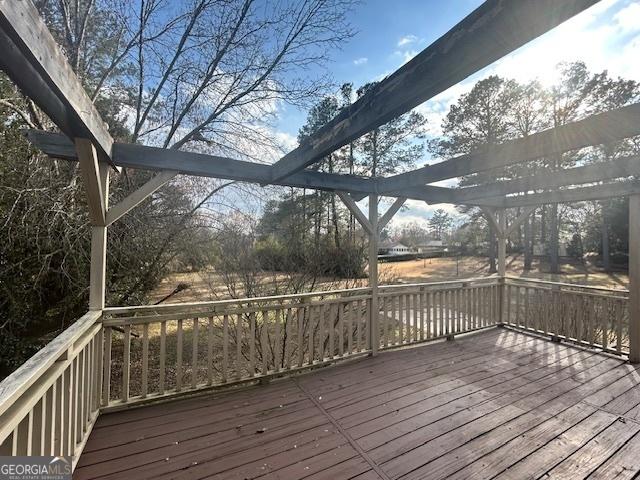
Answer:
0;310;103;467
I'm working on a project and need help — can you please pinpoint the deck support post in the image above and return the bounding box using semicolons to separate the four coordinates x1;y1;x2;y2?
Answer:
629;195;640;363
497;209;506;324
369;194;379;356
497;209;506;277
337;193;406;356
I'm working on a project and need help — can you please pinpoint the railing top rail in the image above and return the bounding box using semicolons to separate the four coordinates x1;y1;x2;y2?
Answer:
0;310;101;418
504;275;629;294
379;277;499;291
104;277;502;317
104;286;373;316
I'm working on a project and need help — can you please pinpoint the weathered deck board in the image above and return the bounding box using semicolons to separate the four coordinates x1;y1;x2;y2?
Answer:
74;328;640;480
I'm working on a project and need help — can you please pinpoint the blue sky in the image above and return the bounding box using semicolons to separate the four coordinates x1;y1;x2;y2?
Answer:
269;0;640;229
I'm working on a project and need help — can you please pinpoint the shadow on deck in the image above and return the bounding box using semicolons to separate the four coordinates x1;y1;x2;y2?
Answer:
74;328;640;480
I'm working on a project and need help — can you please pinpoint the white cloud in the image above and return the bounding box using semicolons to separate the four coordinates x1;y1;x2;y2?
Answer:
387;201;464;232
397;34;418;47
613;2;640;33
353;57;368;66
388;214;430;230
273;131;298;152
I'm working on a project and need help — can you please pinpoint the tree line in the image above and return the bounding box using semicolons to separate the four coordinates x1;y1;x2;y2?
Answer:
261;62;640;274
433;64;639;272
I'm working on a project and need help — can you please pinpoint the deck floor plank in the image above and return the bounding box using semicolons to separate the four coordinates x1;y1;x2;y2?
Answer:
73;328;640;480
356;347;596;452
587;430;640;480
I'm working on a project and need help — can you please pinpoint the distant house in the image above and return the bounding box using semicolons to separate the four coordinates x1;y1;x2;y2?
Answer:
415;240;444;255
378;241;413;256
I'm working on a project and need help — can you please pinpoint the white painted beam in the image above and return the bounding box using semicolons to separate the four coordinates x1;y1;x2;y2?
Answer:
454;154;640;202
89;162;109;310
28;130;376;196
379;103;640;193
496;181;640;208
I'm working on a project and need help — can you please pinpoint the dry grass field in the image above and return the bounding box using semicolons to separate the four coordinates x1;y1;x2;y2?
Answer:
147;255;628;306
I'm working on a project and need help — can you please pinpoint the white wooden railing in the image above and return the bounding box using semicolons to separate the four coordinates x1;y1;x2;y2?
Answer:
503;276;629;356
0;311;103;467
99;288;373;407
378;277;500;347
0;276;628;465
98;277;500;409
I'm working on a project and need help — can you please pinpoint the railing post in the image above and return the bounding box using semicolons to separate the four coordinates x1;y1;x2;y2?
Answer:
369;193;379;355
629;195;640;363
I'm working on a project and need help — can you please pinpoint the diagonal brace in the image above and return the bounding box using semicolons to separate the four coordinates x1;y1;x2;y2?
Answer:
106;170;177;225
337;191;373;235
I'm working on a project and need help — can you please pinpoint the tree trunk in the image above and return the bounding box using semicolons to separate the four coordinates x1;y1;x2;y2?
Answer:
328;155;340;248
516;208;523;250
314;192;320;248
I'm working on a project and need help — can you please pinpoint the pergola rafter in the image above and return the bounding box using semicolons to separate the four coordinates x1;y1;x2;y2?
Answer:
493;180;640;208
378;102;640;193
452;153;640;202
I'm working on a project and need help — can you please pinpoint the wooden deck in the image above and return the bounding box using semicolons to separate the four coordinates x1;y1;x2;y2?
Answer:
74;327;640;480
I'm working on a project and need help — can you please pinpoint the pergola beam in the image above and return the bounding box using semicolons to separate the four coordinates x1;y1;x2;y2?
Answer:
26;130;376;195
455;154;640;202
493;181;640;208
0;0;114;165
379;102;640;193
88;161;109;311
31;130;640;209
29;130;498;207
270;0;600;182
